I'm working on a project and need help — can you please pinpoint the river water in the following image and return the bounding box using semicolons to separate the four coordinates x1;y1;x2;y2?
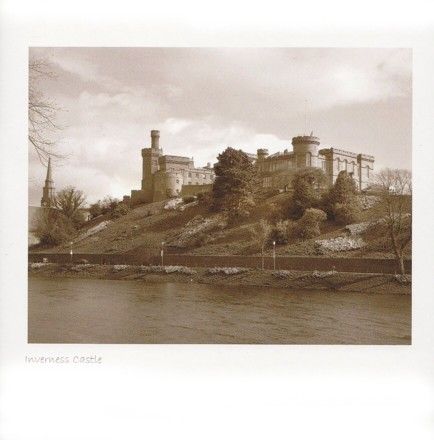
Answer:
28;278;411;344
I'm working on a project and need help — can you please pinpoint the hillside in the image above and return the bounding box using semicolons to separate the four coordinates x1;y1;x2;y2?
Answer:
30;193;409;260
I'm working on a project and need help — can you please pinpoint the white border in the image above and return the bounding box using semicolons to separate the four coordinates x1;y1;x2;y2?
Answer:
1;1;434;439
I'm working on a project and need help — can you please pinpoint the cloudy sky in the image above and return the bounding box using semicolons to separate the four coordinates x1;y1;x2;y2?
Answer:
29;47;412;206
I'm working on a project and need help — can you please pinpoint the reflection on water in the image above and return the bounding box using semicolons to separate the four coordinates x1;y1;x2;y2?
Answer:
28;277;411;344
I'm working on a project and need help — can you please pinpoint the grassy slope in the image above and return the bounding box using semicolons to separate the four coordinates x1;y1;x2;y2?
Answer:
31;194;408;259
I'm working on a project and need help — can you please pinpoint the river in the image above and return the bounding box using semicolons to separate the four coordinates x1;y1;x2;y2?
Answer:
28;277;411;344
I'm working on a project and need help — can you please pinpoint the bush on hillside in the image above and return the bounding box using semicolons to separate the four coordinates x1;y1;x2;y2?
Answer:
266;203;284;225
268;220;291;245
332;202;361;225
288;168;327;218
34;209;76;246
323;171;361;224
110;202;130;219
196;191;213;207
182;195;196;204
293;208;327;239
89;202;103;219
89;196;124;219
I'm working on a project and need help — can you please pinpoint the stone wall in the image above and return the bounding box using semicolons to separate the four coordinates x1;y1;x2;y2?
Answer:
29;252;411;274
181;184;213;197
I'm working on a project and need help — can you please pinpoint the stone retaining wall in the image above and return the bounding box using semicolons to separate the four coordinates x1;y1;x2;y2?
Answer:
28;252;411;274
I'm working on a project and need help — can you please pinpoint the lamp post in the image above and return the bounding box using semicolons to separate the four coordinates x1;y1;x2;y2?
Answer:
272;240;276;271
161;241;165;266
70;241;73;264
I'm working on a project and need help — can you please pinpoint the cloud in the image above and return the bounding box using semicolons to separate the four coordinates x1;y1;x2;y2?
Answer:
28;48;412;205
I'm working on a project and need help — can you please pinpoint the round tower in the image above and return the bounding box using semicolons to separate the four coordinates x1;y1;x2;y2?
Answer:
151;130;160;149
291;135;320;168
153;170;183;201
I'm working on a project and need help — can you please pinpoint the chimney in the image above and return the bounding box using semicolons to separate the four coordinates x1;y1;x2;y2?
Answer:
151;130;160;149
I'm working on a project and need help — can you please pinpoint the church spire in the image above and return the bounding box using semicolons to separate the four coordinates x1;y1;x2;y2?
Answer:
41;157;55;207
46;157;53;183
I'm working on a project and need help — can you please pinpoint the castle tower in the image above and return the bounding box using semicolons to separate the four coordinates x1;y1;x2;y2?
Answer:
140;130;163;200
292;135;320;168
41;157;55;207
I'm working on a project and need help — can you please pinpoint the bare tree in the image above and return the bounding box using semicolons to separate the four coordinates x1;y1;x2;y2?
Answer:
28;58;62;164
373;168;412;275
55;186;87;227
251;219;272;269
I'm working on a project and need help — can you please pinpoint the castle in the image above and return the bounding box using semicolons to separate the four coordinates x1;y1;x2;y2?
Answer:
130;130;215;206
256;134;374;191
130;130;374;206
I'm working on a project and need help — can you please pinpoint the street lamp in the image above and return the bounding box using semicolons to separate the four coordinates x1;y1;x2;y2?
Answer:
272;240;276;270
70;241;73;264
161;241;165;266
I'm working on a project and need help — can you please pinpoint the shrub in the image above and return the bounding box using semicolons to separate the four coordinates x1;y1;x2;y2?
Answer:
266;203;284;225
269;221;290;245
34;209;76;246
89;202;103;219
293;208;327;239
324;171;362;223
182;195;196;204
197;191;212;204
90;196;123;219
111;202;130;218
289;168;327;218
333;202;361;225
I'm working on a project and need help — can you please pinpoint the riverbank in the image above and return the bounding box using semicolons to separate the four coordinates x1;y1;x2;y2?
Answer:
28;263;411;295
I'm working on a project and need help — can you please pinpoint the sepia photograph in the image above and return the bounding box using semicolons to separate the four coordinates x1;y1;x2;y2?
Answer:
27;47;412;344
3;1;434;439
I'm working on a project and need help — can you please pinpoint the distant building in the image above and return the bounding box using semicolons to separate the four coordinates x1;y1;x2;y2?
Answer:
256;135;374;191
131;130;215;206
40;157;56;207
29;159;57;246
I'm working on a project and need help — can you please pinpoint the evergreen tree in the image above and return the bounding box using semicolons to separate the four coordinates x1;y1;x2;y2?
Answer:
293;208;327;239
211;147;258;219
289;167;326;218
325;171;361;224
327;170;358;204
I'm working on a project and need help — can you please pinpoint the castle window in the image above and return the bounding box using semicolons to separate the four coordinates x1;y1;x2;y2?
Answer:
188;172;192;177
